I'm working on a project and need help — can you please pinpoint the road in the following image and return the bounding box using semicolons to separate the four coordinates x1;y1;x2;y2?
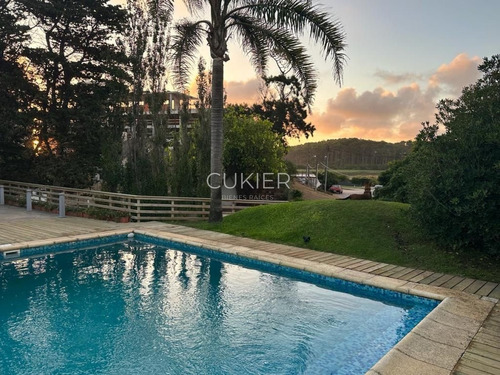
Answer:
291;180;367;200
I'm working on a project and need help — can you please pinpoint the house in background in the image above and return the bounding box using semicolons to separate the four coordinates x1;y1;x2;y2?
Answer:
122;91;198;140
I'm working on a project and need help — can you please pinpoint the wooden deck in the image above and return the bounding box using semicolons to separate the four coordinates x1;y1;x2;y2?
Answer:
1;205;499;375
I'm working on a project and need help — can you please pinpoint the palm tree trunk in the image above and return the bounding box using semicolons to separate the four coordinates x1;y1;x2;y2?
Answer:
209;57;224;222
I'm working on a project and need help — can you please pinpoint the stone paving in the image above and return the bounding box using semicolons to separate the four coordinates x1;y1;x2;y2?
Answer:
1;205;499;375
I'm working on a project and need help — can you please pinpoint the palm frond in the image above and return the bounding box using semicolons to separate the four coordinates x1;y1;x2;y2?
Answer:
231;0;346;85
265;27;318;103
170;20;205;88
230;14;270;77
229;16;317;103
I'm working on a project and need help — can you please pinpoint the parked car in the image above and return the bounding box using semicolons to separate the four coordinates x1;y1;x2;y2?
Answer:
329;184;343;194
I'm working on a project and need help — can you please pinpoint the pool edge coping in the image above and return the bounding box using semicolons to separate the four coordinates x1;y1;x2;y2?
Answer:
1;227;497;375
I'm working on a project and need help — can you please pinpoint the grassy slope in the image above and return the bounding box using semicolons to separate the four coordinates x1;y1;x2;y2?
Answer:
188;200;500;282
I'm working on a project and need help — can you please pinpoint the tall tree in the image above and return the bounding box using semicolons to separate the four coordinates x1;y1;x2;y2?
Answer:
0;0;35;180
171;0;347;222
19;0;128;187
145;0;171;194
122;0;152;192
192;57;212;197
121;0;172;195
253;74;315;144
168;96;196;197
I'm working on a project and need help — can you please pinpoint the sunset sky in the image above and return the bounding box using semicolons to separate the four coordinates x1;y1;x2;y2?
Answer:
148;0;500;144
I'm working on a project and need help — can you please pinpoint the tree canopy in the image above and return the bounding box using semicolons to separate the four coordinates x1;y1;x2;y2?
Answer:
223;106;287;188
1;0;347;211
1;0;129;187
0;0;35;180
377;55;500;254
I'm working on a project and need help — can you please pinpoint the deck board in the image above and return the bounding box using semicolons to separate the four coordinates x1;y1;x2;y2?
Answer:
379;266;407;277
419;272;444;285
361;263;389;273
387;267;415;279
351;261;380;271
488;284;500;299
476;282;499;297
441;275;466;289
452;278;477;292
464;280;488;294
371;264;398;275
429;274;456;287
399;269;426;281
408;270;434;283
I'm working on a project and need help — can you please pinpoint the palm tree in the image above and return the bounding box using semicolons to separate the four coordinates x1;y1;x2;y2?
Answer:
171;0;347;222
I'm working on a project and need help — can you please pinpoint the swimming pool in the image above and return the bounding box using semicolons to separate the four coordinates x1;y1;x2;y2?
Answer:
0;234;438;374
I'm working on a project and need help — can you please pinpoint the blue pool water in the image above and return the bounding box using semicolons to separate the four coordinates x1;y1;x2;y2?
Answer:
0;235;438;374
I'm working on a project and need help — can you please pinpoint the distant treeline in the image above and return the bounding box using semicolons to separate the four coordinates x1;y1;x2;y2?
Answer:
285;138;412;170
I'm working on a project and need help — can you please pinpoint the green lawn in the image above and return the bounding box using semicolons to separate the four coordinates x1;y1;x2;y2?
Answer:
185;200;500;282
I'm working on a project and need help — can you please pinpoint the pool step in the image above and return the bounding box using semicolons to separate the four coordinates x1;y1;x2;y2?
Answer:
3;249;20;259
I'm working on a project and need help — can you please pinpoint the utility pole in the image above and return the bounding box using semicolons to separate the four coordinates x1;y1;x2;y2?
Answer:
306;163;309;186
324;155;329;192
313;155;318;190
315;162;319;190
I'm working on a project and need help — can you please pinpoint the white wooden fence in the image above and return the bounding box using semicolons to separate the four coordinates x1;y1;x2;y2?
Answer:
0;180;285;222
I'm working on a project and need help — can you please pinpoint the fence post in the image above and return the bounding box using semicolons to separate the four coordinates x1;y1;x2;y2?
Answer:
58;193;65;218
0;185;4;205
137;199;141;222
202;201;207;218
171;199;175;218
26;189;32;211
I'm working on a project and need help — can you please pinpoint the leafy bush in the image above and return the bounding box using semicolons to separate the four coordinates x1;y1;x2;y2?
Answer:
223;106;287;195
395;56;500;254
288;189;303;201
375;159;411;202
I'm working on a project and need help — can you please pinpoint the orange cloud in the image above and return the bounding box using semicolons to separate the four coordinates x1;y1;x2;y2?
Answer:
224;78;262;104
188;77;261;105
292;53;482;144
306;82;436;143
429;53;481;95
187;53;481;145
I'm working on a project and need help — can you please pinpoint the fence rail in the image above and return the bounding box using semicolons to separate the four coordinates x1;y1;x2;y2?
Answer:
0;180;285;222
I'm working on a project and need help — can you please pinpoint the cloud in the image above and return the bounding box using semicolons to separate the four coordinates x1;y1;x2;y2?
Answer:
375;70;423;85
298;53;482;144
188;77;262;105
225;78;262;104
429;53;482;95
186;53;482;144
308;83;436;142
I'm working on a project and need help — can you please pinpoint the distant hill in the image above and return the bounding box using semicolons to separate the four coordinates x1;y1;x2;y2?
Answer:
285;138;412;169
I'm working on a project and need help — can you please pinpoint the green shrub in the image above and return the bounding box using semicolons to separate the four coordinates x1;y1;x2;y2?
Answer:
288;189;303;201
407;56;500;254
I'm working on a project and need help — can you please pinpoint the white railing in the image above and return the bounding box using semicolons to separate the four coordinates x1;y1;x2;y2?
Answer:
0;180;285;222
